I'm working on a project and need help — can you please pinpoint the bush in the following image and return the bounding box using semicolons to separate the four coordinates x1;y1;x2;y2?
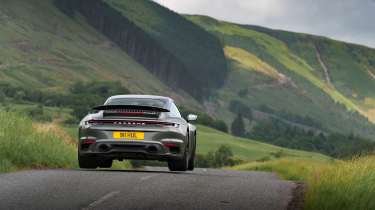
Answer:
27;105;52;122
196;145;243;168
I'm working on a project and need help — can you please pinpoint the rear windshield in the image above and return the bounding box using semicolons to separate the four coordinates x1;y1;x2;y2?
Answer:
105;98;168;109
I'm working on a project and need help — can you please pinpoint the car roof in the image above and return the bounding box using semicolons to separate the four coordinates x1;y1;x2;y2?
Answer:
104;95;174;104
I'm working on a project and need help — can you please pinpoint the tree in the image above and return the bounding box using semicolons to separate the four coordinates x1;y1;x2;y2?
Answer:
231;114;245;137
0;91;5;103
212;120;228;133
214;145;234;167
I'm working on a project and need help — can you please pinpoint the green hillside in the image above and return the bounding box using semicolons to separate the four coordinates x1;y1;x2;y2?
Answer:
245;25;375;121
105;0;228;88
0;0;200;107
187;15;375;140
55;0;228;99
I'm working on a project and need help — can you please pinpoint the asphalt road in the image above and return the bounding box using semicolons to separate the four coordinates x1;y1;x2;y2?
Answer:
0;168;297;210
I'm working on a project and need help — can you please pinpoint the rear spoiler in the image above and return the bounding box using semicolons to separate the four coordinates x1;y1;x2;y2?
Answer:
92;105;170;112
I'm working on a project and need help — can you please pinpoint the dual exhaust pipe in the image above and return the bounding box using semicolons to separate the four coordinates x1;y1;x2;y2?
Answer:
97;144;159;153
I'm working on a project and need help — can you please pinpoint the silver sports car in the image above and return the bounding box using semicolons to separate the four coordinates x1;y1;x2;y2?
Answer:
78;95;197;171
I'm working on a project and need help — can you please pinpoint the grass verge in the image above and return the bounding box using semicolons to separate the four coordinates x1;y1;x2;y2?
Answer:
0;111;77;172
231;156;375;210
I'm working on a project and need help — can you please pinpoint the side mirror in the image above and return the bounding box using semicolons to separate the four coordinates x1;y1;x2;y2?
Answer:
187;114;198;122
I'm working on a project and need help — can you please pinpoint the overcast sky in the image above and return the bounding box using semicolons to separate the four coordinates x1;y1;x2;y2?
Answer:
154;0;375;48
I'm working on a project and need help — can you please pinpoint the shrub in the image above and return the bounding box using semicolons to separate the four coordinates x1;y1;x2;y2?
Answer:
196;145;243;168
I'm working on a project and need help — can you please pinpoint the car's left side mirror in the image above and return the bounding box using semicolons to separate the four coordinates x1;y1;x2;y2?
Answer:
187;114;198;122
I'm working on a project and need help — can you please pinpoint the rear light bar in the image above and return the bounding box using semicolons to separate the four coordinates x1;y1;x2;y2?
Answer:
86;119;179;127
103;110;160;118
103;109;159;114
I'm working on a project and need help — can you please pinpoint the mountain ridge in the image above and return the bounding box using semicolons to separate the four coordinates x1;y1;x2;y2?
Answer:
54;0;229;100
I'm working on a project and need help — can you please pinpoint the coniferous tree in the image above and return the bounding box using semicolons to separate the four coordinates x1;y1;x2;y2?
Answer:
231;114;245;137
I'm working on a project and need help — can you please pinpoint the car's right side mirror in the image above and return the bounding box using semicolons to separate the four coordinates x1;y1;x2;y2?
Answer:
187;114;198;122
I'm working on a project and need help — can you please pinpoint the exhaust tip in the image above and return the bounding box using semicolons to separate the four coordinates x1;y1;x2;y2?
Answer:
98;144;111;152
147;145;158;153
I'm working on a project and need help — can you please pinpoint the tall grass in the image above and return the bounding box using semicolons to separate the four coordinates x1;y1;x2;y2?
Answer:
0;111;77;172
231;156;375;210
305;156;375;210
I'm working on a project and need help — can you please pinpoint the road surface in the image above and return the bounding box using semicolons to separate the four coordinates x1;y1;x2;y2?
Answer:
0;168;298;210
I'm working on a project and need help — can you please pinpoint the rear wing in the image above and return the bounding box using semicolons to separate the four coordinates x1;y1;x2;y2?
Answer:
92;105;170;112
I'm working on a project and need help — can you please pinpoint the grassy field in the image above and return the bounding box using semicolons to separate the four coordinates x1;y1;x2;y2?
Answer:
231;156;375;210
197;125;329;161
0;111;77;172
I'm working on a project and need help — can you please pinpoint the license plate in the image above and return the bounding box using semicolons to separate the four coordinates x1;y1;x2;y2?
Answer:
113;132;144;140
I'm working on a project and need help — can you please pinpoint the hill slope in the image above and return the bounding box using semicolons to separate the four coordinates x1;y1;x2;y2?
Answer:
187;15;375;139
55;0;228;99
0;0;200;107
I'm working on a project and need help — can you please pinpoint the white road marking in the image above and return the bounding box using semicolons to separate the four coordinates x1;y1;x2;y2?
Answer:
140;174;159;181
82;191;120;210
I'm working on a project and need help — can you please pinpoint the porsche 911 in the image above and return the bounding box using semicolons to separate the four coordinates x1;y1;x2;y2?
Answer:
78;95;197;171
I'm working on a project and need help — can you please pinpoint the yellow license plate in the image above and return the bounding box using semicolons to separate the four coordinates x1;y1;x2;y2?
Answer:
113;132;144;140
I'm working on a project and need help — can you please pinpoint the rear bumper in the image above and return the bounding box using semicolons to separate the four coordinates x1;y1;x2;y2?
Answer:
79;139;185;161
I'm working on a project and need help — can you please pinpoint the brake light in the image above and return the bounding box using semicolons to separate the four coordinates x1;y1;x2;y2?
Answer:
82;139;96;145
163;143;178;148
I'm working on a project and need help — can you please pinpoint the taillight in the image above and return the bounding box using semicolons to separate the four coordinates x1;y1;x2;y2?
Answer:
163;143;178;148
83;139;96;145
162;142;180;154
81;137;96;150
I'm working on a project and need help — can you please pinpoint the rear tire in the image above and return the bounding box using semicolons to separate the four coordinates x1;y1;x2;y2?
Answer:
188;140;196;171
187;155;195;171
78;155;97;169
168;152;188;171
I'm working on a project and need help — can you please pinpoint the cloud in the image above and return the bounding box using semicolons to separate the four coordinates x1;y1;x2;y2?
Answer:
153;0;375;48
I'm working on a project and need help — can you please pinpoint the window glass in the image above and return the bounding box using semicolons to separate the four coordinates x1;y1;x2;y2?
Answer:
169;103;181;118
105;98;167;109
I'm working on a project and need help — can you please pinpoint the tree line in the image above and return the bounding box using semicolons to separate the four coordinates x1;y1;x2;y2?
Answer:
229;100;375;158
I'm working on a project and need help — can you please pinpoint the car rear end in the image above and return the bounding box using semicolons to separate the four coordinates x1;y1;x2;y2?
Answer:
78;97;188;166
